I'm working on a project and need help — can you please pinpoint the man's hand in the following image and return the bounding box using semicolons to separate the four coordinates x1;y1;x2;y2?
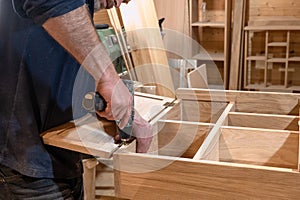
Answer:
132;112;153;153
95;69;132;129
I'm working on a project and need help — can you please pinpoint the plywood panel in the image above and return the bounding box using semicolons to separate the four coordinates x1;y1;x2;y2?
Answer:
248;0;300;18
176;88;300;115
42;114;119;158
228;112;299;131
153;0;189;36
156;121;212;158
220;127;299;169
247;0;300;26
153;0;192;59
229;0;246;90
114;153;300;199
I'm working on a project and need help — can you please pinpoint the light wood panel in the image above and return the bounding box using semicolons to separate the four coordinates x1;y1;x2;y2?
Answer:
42;115;119;158
220;127;299;169
176;88;300;115
193;102;234;160
229;0;246;90
114;153;300;199
156;121;212;158
153;0;191;59
248;0;300;23
180;100;228;123
83;158;98;200
119;0;175;97
228;112;299;131
187;64;208;88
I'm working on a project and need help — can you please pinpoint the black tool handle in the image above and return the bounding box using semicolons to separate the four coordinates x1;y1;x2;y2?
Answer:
94;92;107;111
82;92;107;112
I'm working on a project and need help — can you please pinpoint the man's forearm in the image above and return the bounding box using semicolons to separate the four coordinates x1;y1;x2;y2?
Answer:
42;5;118;83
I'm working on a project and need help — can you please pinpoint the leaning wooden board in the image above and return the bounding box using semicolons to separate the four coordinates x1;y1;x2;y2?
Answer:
42;88;300;199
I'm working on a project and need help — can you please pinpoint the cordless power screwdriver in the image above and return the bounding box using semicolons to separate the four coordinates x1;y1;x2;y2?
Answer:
82;79;135;145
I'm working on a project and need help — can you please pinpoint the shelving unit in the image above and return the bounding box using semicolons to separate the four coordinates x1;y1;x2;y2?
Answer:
189;0;232;88
244;26;300;91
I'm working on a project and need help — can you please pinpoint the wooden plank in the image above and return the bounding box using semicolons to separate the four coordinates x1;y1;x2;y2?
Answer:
180;100;228;123
248;0;300;22
223;0;232;89
113;153;300;199
42;115;119;158
245;25;300;31
95;159;116;198
229;0;246;90
153;0;189;35
264;31;269;87
243;30;249;89
228;112;299;131
156;121;212;158
285;31;290;87
191;21;225;27
298;99;300;172
220;126;299;169
134;92;175;122
248;16;300;27
119;0;175;97
83;158;98;200
193;102;234;160
153;0;192;59
176;88;300;115
187;64;208;88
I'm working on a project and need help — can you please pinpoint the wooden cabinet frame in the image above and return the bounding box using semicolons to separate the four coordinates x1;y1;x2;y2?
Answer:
43;88;300;199
112;88;300;199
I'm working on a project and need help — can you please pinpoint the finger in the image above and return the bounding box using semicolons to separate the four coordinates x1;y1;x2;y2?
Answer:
136;137;152;153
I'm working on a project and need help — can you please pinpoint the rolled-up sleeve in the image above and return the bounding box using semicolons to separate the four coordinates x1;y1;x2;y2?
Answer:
14;0;85;24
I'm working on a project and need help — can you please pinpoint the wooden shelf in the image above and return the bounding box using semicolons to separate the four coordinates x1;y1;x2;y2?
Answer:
245;84;300;91
267;58;287;63
191;21;225;28
268;42;288;47
245;25;300;31
289;57;300;62
246;56;265;61
193;52;224;61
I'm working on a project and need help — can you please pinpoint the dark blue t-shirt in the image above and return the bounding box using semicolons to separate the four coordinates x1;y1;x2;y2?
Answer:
0;0;93;178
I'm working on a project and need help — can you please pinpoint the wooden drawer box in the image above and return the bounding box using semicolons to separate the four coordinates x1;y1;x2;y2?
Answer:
43;89;300;199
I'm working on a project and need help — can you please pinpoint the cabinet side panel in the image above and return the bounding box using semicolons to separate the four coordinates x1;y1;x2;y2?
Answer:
114;154;300;199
